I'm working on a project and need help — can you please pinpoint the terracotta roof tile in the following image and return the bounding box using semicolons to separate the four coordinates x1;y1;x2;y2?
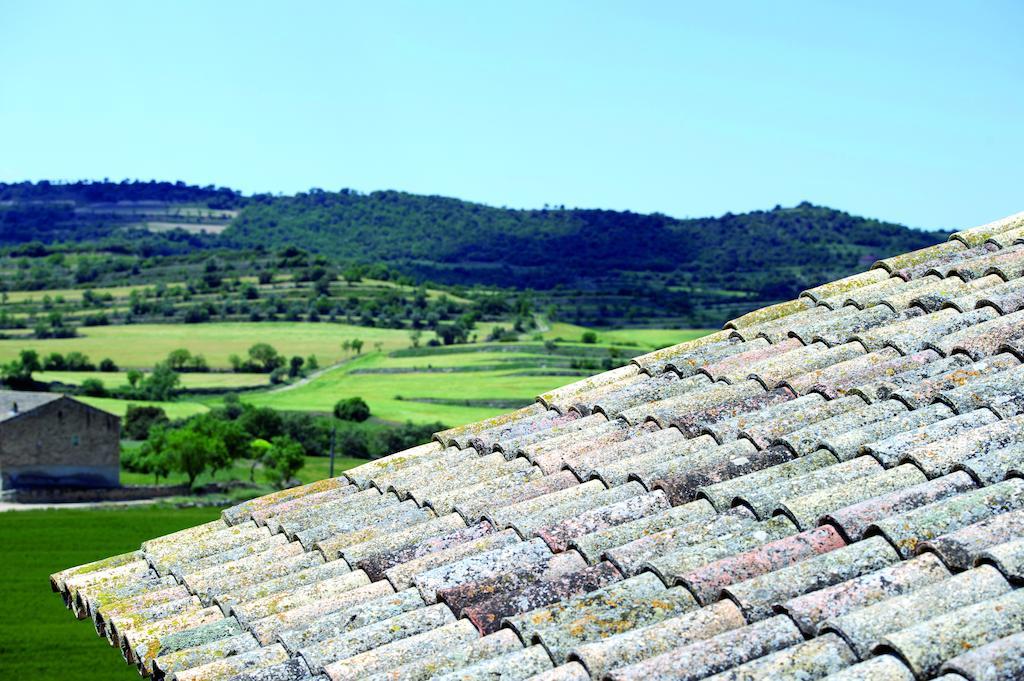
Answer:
463;560;622;635
673;525;846;604
733;456;881;520
820;654;915;681
949;211;1024;247
701;633;856;681
504;573;695;663
569;499;716;564
868;478;1024;559
360;628;521;681
274;585;418;651
823;471;977;542
821;565;1011;659
939;630;1024;681
627;330;733;375
957;441;1024;485
568;600;744;678
299;602;455;673
779;553;950;637
606;615;803;681
722;536;899;621
873;240;968;277
604;506;758;577
320;619;478;680
725;298;813;330
52;215;1024;679
879;588;1024;678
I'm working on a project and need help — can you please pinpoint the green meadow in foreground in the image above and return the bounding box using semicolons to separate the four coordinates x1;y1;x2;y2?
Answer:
0;506;223;681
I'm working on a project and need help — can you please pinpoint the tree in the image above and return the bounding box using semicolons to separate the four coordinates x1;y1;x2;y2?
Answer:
248;343;283;372
135;362;180;401
288;355;305;378
262;436;305;487
166;349;192;371
350;338;364;355
99;357;118;372
126;426;173;485
1;350;41;389
124;405;169;440
127;369;144;389
306;355;319;372
160;427;224;488
409;329;422;348
581;331;598;344
334;396;370;422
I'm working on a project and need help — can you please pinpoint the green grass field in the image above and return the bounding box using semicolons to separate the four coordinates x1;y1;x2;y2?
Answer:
37;371;271;389
4;321;710;427
0;506;223;681
0;322;427;369
244;352;572;423
76;397;210;420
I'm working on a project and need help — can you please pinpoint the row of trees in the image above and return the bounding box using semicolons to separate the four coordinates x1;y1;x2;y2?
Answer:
122;396;438;488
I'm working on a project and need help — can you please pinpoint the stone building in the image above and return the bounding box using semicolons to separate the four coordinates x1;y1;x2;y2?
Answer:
0;390;120;489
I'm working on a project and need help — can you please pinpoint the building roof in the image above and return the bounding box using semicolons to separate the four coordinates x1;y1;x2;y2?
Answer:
52;210;1024;681
0;389;64;424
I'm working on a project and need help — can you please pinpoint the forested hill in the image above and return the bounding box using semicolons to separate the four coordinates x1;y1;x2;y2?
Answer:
0;181;949;326
227;190;946;295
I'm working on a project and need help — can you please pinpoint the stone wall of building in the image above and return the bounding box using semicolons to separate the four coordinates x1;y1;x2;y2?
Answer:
0;397;120;489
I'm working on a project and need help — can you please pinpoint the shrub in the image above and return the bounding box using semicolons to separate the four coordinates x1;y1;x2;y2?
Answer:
581;331;598;344
334;397;370;422
99;358;118;372
79;377;107;397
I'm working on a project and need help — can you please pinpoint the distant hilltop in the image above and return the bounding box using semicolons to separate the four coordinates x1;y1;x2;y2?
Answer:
0;180;949;326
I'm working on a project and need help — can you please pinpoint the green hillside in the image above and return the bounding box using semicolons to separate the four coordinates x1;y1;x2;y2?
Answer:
0;181;950;326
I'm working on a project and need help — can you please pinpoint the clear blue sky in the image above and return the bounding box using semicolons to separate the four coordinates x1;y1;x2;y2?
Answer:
1;1;1020;230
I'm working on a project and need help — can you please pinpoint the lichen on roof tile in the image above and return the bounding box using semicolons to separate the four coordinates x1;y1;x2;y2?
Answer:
957;441;1024;486
936;361;1024;417
628;330;730;375
321;619;479;680
781;463;928;530
823;471;976;542
863;408;999;469
569;599;744;678
651;441;799;505
606;615;803;681
361;628;522;681
604;506;758;577
455;471;579;524
725;298;813;330
919;508;1024;572
701;633;856;681
733;455;881;521
874;240;968;277
950;211;1024;247
775;399;905;457
821;565;1011;659
822;655;915;680
299;602;456;673
429;644;554;681
939;630;1024;681
673;525;846;604
879;588;1024;678
274;584;415;653
803;269;890;303
780;552;949;638
723;536;899;622
868;478;1024;558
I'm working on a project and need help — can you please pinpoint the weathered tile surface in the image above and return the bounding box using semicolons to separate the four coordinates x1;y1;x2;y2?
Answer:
51;219;1024;680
